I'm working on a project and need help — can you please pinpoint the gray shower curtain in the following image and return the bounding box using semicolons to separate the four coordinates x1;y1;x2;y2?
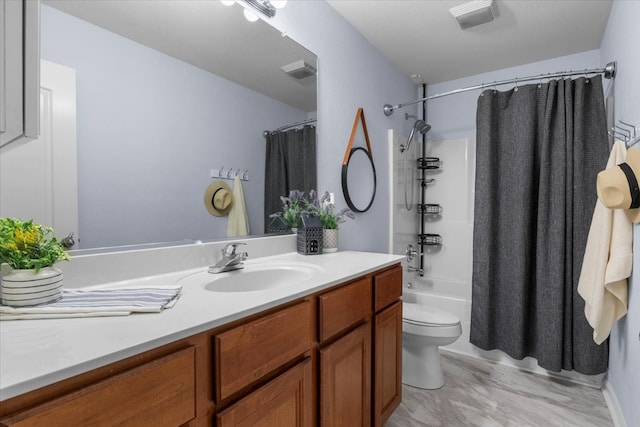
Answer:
470;76;609;375
264;125;317;233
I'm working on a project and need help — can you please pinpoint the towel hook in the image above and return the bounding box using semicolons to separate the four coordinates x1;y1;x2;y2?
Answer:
227;168;234;178
618;120;637;139
609;127;629;142
243;170;249;180
218;167;224;178
614;123;632;141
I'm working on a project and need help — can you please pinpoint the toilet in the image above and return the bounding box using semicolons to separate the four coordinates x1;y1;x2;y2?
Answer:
402;301;462;389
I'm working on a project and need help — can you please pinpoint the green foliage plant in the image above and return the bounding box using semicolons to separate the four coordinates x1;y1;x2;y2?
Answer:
0;218;70;272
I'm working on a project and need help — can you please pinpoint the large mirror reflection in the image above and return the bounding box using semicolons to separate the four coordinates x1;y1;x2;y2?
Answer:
1;0;317;251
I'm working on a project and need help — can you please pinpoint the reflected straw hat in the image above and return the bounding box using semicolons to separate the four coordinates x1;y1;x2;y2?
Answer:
596;147;640;223
204;181;234;217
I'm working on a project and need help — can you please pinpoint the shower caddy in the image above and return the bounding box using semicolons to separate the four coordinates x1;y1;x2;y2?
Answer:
407;143;442;277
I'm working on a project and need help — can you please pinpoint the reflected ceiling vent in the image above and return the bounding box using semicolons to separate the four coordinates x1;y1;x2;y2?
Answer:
449;0;499;30
281;60;317;80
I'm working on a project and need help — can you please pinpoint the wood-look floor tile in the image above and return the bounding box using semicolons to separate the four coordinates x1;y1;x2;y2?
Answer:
386;350;612;427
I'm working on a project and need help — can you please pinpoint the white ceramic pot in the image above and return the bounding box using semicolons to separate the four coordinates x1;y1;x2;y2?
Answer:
1;267;63;307
323;228;339;253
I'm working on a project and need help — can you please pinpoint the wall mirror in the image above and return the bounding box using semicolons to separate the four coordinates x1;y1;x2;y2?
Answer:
9;0;317;252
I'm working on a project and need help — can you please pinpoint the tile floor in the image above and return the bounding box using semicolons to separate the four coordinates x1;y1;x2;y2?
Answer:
386;350;613;427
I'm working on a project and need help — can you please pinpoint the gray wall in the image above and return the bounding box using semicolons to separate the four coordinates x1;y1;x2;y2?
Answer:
41;5;308;248
270;1;417;253
600;0;640;424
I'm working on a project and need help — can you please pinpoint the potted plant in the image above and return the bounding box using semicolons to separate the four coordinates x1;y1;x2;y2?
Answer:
269;190;308;232
0;218;70;306
306;190;354;252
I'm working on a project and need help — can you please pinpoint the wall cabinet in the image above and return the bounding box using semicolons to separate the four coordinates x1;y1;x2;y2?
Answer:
0;0;39;150
0;263;402;427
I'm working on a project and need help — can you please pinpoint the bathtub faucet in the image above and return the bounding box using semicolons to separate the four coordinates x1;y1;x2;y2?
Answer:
208;242;248;274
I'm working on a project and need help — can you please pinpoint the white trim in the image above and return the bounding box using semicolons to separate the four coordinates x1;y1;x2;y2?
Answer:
603;378;628;427
387;129;395;255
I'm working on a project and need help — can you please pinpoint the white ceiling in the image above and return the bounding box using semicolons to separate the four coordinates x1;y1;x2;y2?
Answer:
327;0;613;85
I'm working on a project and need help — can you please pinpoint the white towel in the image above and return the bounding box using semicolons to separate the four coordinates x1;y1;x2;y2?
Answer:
578;140;632;344
0;286;182;320
226;175;250;237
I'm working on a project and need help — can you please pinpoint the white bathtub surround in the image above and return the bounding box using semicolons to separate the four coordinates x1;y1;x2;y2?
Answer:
0;243;402;401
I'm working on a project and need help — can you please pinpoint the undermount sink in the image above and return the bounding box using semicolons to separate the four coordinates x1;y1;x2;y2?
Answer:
178;262;323;293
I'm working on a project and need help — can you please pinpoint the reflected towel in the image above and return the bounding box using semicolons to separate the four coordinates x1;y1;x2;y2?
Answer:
0;285;182;320
578;140;632;344
227;176;250;237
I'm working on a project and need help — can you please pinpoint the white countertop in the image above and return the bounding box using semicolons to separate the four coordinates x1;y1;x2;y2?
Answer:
0;250;403;401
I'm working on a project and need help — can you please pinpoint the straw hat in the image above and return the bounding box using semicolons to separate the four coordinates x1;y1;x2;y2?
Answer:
596;147;640;223
204;182;234;217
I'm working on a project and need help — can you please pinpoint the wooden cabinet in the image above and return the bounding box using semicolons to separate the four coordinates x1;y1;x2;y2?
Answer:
318;277;371;343
217;359;313;427
0;347;196;427
318;277;373;426
373;301;402;427
320;322;372;427
0;0;39;150
215;300;312;402
0;263;403;427
372;265;403;427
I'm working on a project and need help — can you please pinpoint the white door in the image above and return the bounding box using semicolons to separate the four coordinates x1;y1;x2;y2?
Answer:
0;60;78;247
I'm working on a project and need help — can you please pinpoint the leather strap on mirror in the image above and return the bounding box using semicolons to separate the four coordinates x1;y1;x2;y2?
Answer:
341;108;377;213
342;108;373;165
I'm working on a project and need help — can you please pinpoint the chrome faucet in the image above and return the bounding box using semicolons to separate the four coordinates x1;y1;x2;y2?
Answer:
208;242;248;274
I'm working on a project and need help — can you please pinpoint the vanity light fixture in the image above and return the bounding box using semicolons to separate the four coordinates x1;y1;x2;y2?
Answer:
220;0;286;21
449;0;499;30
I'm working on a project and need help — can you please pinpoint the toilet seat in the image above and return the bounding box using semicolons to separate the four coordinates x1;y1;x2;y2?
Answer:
403;302;460;327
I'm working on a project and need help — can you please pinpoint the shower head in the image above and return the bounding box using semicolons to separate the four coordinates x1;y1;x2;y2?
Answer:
400;119;431;153
414;119;431;135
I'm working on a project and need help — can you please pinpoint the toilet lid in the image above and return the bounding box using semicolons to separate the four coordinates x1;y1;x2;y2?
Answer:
403;302;460;326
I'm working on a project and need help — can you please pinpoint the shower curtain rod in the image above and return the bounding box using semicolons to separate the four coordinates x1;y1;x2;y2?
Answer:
263;118;317;136
383;61;617;116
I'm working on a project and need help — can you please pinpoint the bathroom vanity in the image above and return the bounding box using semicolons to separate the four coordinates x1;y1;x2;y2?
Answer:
0;250;403;427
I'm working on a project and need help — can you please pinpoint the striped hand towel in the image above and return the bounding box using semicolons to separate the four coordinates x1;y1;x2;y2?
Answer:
0;286;182;320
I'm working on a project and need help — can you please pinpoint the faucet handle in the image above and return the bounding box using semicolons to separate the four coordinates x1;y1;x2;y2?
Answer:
222;242;246;257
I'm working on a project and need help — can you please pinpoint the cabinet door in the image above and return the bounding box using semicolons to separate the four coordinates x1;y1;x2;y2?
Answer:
217;358;313;427
0;347;196;427
320;322;371;427
373;301;402;427
0;0;39;150
215;300;312;402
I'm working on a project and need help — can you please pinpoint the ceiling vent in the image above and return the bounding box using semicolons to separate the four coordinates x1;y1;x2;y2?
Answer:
449;0;499;30
281;60;316;80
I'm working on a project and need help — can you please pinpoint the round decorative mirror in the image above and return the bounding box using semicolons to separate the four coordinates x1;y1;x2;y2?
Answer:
341;147;377;213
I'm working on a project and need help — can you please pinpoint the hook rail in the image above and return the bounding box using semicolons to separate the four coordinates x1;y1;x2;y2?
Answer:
210;167;250;181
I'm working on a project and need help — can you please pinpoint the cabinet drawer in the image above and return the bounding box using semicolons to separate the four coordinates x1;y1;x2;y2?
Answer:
0;347;196;427
215;300;312;402
318;277;371;343
217;358;313;427
373;265;402;313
